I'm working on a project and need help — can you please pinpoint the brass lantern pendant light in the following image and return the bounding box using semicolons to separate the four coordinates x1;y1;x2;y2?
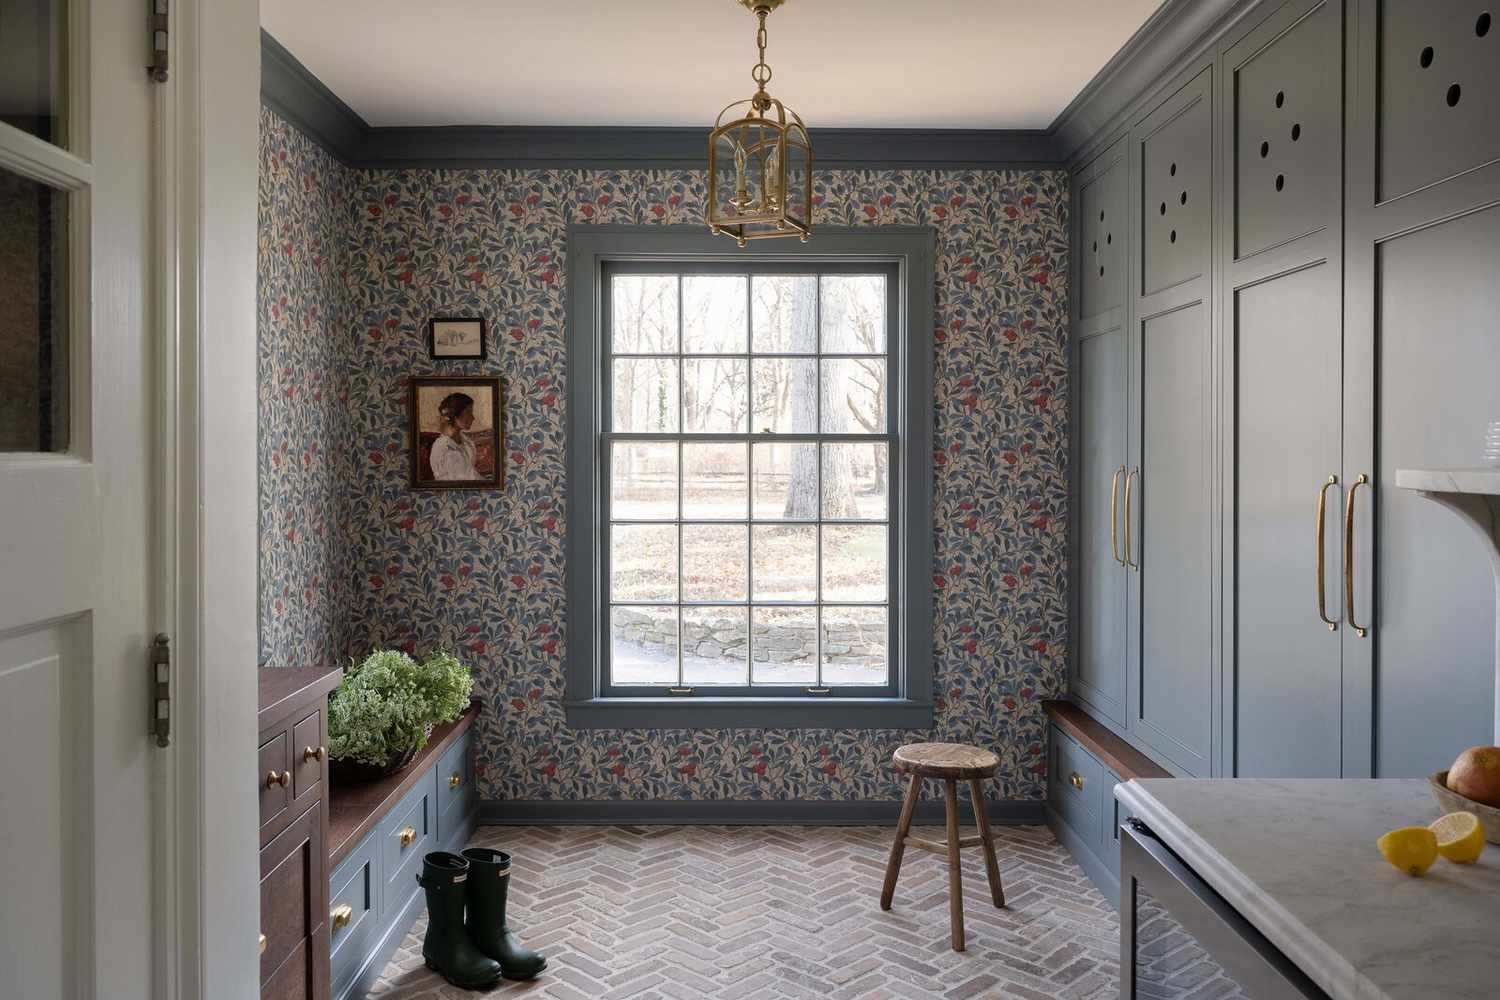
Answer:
707;0;813;245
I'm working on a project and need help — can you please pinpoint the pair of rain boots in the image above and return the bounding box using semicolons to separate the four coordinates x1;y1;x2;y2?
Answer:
415;848;547;989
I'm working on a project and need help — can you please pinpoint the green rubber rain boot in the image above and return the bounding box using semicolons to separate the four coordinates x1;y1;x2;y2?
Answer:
415;852;503;989
461;848;547;980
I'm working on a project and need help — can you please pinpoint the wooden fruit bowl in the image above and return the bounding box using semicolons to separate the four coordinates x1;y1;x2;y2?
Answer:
1430;771;1500;845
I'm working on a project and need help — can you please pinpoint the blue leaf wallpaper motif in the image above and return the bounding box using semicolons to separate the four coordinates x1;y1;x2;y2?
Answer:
258;107;1071;802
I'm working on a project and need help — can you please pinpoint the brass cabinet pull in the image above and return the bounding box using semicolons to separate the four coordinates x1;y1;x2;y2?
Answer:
1123;468;1140;570
399;825;417;848
264;769;290;789
259;933;267;956
1069;772;1084;790
1344;473;1370;638
1316;475;1339;631
330;903;354;932
1110;466;1126;565
449;772;462;789
303;746;326;763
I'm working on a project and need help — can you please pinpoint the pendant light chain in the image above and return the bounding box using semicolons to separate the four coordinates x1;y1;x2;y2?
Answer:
751;9;773;110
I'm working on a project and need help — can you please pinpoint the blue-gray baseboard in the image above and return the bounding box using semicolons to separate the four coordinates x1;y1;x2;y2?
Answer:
476;798;1045;826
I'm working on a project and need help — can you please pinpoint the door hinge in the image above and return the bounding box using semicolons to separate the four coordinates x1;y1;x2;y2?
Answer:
148;0;169;82
151;633;171;747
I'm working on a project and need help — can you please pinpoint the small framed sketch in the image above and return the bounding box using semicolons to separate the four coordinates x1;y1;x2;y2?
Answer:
427;316;486;360
409;376;503;490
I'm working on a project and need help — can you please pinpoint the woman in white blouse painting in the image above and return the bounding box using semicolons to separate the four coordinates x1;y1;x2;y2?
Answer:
430;391;481;481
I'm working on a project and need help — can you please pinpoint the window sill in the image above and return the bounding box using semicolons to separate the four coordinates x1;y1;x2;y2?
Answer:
563;697;934;731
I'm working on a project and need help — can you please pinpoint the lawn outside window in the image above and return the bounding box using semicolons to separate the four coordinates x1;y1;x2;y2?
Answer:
565;227;934;730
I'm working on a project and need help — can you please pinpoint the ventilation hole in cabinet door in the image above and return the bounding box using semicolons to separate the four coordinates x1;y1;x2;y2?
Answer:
1447;83;1462;107
1291;123;1301;141
1275;90;1285;108
1180;191;1187;206
1420;45;1434;68
1170;162;1177;176
1260;140;1270;158
1092;241;1098;253
1477;12;1491;37
1107;233;1112;245
1100;210;1105;222
1099;266;1105;277
1159;201;1166;215
1169;229;1177;244
1276;174;1285;191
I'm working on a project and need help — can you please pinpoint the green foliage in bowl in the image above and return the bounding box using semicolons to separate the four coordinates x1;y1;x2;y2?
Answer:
328;649;473;768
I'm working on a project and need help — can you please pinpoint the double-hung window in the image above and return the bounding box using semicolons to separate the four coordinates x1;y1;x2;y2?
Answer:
566;229;934;729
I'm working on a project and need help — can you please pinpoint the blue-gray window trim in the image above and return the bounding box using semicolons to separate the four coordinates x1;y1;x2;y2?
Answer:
565;225;935;730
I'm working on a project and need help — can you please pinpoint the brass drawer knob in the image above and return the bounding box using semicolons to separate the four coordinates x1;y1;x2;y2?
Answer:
449;772;462;789
303;746;326;763
399;825;417;848
330;903;354;932
1069;772;1084;790
264;769;290;789
259;933;267;956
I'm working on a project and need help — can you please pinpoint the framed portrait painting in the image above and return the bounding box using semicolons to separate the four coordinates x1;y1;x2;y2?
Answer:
428;316;486;360
409;376;503;490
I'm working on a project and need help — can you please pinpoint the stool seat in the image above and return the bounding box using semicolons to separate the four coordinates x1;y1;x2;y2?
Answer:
892;742;999;780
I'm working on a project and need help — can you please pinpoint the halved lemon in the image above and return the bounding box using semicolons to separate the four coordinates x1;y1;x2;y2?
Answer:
1429;811;1485;864
1377;826;1438;875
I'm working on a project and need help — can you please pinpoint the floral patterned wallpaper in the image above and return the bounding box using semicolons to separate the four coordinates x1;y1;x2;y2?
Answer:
259;107;1071;802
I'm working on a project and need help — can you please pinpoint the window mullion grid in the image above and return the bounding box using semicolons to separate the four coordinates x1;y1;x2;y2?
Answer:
814;274;824;690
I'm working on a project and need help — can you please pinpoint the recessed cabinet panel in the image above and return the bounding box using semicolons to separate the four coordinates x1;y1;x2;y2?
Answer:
1230;0;1342;256
1074;328;1128;723
1140;82;1212;296
1136;303;1213;775
1377;0;1500;200
1374;205;1500;777
1233;263;1343;777
1079;148;1128;319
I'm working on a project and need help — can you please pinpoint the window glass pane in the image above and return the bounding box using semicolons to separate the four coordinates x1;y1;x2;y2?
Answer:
751;275;817;353
822;442;887;520
682;274;747;354
610;275;677;353
0;0;66;144
752;442;817;520
683;357;747;433
611;358;678;432
611;524;677;602
751;606;817;685
822;525;887;602
682;525;747;601
682;442;747;519
750;357;816;433
683;607;748;686
611;606;679;685
820;358;886;434
611;442;677;520
820;275;886;353
751;524;816;601
822;607;887;686
0;168;68;452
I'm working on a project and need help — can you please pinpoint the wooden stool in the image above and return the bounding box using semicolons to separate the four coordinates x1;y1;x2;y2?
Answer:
879;742;1004;951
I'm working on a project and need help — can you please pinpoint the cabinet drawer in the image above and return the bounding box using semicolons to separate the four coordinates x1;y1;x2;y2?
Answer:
291;709;325;806
1050;726;1105;845
379;778;432;921
436;731;474;846
328;828;379;994
259;802;325;990
258;731;291;836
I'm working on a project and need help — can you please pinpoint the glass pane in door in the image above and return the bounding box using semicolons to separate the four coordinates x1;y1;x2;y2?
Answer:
0;0;67;143
1135;887;1251;999
0;167;68;452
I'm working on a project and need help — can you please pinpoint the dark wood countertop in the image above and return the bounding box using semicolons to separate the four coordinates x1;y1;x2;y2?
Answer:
1043;699;1172;780
257;665;343;734
328;701;481;867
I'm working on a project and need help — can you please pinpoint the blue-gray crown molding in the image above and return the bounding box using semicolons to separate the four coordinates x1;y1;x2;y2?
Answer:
260;0;1248;172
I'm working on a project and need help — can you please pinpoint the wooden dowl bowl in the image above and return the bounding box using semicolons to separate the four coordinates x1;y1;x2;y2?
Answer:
1430;771;1500;845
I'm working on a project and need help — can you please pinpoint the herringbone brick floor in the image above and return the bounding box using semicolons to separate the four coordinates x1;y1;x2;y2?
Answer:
368;823;1121;999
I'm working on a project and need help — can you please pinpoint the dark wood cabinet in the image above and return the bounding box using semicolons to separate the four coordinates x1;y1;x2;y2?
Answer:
259;666;342;1000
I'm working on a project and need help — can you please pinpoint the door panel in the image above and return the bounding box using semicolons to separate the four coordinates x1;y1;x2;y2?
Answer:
1140;87;1212;296
1232;263;1344;776
1134;302;1214;775
1373;205;1500;776
1079;145;1128;320
1074;327;1129;723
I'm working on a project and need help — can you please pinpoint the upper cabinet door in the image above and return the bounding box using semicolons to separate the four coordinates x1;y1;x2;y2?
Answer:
1127;67;1217;777
1078;140;1129;323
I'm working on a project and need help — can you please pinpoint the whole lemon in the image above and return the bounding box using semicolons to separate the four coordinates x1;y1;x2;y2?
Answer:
1377;826;1438;876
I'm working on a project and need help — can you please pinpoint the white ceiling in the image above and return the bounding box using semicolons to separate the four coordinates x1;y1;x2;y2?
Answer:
260;0;1164;130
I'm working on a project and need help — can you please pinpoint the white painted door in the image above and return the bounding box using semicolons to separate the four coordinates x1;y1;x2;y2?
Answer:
0;0;164;997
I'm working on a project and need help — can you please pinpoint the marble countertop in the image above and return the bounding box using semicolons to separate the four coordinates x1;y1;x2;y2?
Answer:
1394;466;1500;496
1115;779;1500;1000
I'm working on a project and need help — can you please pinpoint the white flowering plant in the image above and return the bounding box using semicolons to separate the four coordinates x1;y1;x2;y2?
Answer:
328;649;473;767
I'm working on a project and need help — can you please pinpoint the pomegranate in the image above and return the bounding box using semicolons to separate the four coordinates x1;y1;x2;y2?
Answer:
1447;746;1500;808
